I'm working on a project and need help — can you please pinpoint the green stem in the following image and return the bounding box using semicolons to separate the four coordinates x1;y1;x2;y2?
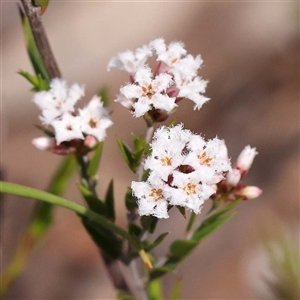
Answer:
0;181;139;248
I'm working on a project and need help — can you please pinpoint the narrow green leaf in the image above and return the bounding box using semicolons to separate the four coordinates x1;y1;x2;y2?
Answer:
149;267;176;281
81;217;122;260
18;71;49;91
87;142;103;178
169;278;182;300
35;125;55;137
97;87;109;107
191;212;236;242
169;239;198;261
145;232;169;252
0;181;139;248
128;223;143;237
77;184;107;215
148;279;164;300
19;9;49;81
104;180;115;222
141;215;158;234
125;187;138;210
1;155;76;293
186;212;196;234
116;137;135;172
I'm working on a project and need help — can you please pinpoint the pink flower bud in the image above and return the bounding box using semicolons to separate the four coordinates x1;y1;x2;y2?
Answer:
84;135;98;149
226;169;241;186
32;137;54;151
236;186;262;200
236;145;258;172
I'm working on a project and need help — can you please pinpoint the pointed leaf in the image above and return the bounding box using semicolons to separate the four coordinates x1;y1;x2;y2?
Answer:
128;223;142;237
35;124;55;137
104;180;115;222
77;183;107;215
149;267;176;281
125;187;138;210
18;70;49;91
191;212;236;242
81;217;122;260
175;206;186;218
87;142;103;177
145;232;169;252
141;215;158;234
19;9;49;81
116;137;135;172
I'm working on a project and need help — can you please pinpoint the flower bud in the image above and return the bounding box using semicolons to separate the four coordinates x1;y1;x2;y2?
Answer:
236;145;258;172
32;137;54;151
226;169;241;186
84;135;98;149
236;186;262;200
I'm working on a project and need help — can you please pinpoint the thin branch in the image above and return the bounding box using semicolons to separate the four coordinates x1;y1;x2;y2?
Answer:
20;0;61;78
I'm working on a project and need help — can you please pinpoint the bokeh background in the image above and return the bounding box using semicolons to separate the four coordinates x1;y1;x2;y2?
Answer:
2;1;299;299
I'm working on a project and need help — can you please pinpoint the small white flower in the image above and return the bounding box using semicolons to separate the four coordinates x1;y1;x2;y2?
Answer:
79;96;113;142
132;125;231;218
236;145;258;172
32;137;54;151
131;180;169;219
120;66;176;117
33;78;84;125
107;45;152;74
52;113;84;145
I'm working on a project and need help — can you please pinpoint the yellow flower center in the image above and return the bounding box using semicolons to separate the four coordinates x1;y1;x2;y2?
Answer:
197;151;212;166
160;156;172;166
183;183;196;195
142;84;156;99
89;118;98;128
149;188;164;201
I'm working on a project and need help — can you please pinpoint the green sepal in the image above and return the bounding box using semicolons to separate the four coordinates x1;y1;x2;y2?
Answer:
81;216;122;260
125;187;138;210
128;223;143;237
97;87;109;107
35;125;55;137
87;142;104;178
77;183;107;216
141;215;158;234
141;169;150;182
19;9;50;81
144;232;169;252
169;278;182;300
19;71;49;91
148;278;164;300
104;180;115;222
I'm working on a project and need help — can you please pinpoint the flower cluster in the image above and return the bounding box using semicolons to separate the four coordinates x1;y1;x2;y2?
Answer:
216;145;262;201
32;78;113;154
131;125;231;218
108;38;209;119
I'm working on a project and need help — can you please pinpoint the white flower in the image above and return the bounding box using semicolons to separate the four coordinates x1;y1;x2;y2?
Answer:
132;124;231;218
120;66;177;117
33;78;84;125
226;168;241;186
168;171;216;214
52;113;84;145
107;44;152;74
236;145;258;172
32;137;54;151
131;180;169;219
79;96;113;142
151;38;187;66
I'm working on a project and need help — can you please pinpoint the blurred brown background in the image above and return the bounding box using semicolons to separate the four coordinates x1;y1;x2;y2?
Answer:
2;1;299;299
